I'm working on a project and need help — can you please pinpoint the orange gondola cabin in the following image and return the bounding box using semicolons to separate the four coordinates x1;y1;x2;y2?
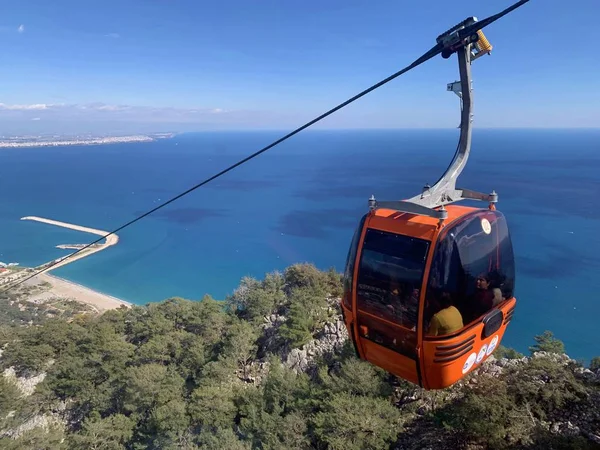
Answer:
340;21;517;389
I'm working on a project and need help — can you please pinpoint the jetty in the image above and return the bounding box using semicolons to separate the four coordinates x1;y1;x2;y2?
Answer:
56;243;103;250
0;216;130;312
20;216;119;272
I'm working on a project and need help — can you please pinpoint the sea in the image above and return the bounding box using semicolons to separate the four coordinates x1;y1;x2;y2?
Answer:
0;129;598;362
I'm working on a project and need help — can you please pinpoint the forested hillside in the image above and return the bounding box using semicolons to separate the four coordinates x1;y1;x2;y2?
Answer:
1;263;599;449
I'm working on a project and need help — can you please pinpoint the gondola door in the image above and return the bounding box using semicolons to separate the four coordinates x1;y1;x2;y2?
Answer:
419;210;517;389
352;226;431;386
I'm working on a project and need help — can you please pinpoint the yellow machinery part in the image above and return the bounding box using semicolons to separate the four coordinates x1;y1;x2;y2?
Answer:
475;30;493;54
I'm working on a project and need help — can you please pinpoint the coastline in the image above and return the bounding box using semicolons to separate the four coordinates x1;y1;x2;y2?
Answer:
0;134;158;149
0;133;176;149
6;216;131;314
38;273;132;313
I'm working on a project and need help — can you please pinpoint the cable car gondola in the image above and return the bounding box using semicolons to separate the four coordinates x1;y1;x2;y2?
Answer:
341;19;517;390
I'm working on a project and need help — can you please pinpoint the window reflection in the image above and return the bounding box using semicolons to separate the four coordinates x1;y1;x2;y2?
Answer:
357;229;429;332
342;214;367;309
424;211;516;335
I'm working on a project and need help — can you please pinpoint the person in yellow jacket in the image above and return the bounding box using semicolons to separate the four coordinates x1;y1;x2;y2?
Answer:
427;292;463;336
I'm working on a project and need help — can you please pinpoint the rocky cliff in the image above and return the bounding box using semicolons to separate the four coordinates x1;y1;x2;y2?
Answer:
1;279;599;449
252;297;600;449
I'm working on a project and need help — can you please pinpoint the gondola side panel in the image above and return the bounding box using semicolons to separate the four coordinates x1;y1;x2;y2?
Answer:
422;296;516;389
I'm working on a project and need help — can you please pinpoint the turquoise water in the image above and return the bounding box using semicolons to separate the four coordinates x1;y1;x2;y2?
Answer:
1;129;599;361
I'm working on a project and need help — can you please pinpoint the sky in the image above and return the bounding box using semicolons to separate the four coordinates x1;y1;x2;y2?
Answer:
0;0;599;134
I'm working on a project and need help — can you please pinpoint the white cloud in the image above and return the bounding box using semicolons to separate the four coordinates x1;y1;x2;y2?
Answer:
0;102;229;123
0;25;26;33
105;33;120;38
0;103;48;110
0;101;307;133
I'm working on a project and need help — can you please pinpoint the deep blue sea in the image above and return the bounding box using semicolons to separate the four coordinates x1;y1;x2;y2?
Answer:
1;129;599;361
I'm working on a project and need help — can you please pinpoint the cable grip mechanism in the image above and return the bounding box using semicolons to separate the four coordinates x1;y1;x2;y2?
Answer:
437;16;493;61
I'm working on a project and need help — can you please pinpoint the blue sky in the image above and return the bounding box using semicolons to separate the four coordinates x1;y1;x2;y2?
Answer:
0;0;598;133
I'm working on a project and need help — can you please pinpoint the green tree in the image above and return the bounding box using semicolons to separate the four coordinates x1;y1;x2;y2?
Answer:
69;413;135;450
45;319;135;415
176;332;207;382
284;263;328;296
187;295;229;352
589;356;600;371
313;392;402;450
196;427;250;450
237;360;312;449
495;345;525;359
126;303;180;346
136;331;185;366
324;267;344;297
248;410;309;450
525;429;600;450
279;286;329;348
0;342;55;376
0;425;66;450
279;301;314;348
436;375;533;449
123;364;185;415
0;377;22;430
508;355;588;420
239;399;310;450
529;331;565;355
261;358;312;415
220;318;258;379
318;358;393;398
188;383;237;429
148;398;190;447
0;324;12;346
4;263;600;450
226;274;285;322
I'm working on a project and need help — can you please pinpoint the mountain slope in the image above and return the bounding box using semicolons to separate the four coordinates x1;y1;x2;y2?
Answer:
1;263;599;449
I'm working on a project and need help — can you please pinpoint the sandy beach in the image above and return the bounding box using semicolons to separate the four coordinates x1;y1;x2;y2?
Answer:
36;273;132;313
9;216;132;313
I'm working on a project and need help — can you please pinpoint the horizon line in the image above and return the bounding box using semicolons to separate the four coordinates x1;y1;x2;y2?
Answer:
174;126;600;133
2;127;598;138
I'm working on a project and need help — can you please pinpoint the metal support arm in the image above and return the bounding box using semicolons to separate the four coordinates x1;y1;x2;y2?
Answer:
405;44;473;209
369;18;499;221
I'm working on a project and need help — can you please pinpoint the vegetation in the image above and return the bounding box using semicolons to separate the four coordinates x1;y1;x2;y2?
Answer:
528;330;566;355
436;355;595;449
0;279;95;328
0;263;598;449
494;345;525;359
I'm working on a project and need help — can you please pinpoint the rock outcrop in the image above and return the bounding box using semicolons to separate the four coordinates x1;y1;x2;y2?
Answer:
257;300;600;448
285;318;348;373
3;367;47;397
2;285;598;448
257;297;349;374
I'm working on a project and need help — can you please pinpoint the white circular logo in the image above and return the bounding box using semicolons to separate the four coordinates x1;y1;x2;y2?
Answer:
462;352;477;374
486;335;499;356
481;218;492;234
476;344;488;364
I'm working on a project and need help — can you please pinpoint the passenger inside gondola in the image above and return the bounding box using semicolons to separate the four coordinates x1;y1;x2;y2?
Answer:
487;269;506;306
384;280;418;329
464;272;503;322
426;291;463;336
384;280;403;317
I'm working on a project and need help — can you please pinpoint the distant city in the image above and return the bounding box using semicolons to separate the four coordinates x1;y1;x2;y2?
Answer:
0;132;175;148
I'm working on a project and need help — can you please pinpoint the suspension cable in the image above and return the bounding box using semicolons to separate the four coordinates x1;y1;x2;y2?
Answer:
1;0;530;293
1;45;442;293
